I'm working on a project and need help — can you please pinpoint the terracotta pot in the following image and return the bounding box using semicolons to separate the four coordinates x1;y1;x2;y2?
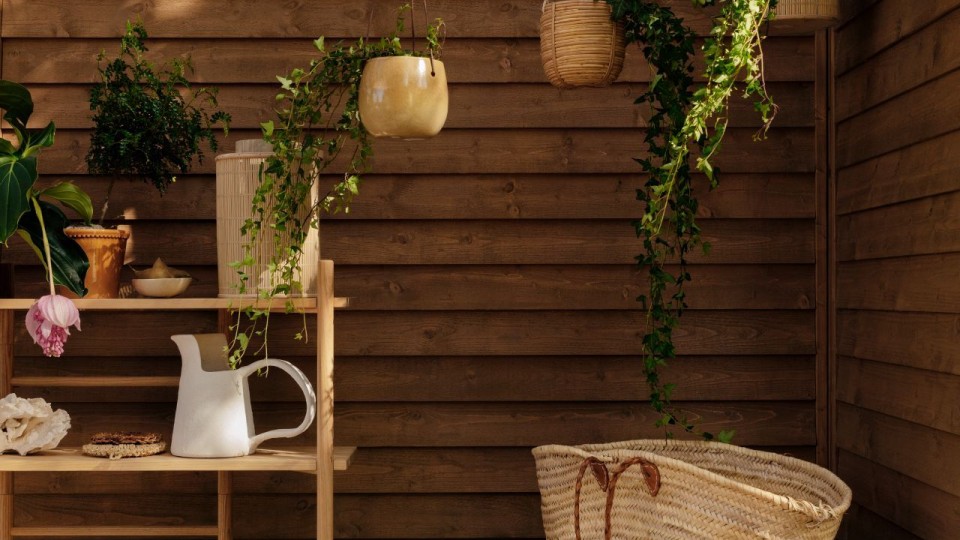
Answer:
62;227;129;299
358;56;448;139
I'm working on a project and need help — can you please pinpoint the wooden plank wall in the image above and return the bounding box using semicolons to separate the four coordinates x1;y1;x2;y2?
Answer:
2;1;818;537
834;0;960;538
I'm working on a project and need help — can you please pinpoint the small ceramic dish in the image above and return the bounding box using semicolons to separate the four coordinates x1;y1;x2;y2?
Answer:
131;277;192;298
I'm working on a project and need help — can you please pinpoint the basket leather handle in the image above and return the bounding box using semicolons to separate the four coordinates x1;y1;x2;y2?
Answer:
574;456;661;540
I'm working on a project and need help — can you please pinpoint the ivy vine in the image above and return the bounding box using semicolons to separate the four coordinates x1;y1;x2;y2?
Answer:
603;0;778;441
230;4;444;366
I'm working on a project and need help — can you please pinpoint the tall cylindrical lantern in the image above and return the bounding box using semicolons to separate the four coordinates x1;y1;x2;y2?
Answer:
215;139;319;297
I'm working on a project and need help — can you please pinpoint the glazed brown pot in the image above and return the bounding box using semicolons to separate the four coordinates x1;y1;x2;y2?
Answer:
358;56;448;139
62;227;129;298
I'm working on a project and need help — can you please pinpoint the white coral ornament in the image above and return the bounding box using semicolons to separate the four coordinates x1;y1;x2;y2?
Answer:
0;393;71;455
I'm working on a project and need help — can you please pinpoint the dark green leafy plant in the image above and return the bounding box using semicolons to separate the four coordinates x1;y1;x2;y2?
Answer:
230;5;443;366
603;0;777;441
0;80;93;296
86;21;231;223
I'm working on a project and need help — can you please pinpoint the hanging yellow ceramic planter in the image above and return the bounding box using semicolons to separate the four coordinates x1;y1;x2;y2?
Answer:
359;55;448;139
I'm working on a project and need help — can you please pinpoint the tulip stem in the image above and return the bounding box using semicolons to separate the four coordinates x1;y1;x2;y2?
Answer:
31;197;57;297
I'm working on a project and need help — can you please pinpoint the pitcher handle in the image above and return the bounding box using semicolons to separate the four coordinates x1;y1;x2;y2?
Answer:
240;359;317;453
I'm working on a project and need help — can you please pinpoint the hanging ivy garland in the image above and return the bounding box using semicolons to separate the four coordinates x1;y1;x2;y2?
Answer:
603;0;778;441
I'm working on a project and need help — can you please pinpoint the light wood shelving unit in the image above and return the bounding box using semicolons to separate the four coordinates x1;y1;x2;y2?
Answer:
0;260;347;540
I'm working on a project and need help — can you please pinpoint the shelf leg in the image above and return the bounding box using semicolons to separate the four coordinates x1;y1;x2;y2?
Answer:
1;309;14;540
317;261;334;540
0;472;11;540
218;471;232;540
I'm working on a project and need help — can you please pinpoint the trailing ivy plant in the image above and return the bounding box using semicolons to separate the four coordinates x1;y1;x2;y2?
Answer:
87;20;231;224
230;4;444;366
603;0;778;442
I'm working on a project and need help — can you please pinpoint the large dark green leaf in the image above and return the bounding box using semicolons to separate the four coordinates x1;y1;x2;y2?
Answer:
0;80;34;127
0;156;37;243
22;121;56;157
39;181;93;224
18;201;89;297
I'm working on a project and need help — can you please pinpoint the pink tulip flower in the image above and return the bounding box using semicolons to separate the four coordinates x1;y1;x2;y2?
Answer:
25;294;81;357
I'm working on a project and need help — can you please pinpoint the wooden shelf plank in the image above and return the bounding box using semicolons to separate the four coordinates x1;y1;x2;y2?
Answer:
333;446;357;471
12;376;181;387
0;446;355;473
11;525;218;537
0;297;350;311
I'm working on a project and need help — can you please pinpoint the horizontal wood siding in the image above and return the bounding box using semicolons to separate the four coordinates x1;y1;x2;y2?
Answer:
2;1;818;537
834;0;960;536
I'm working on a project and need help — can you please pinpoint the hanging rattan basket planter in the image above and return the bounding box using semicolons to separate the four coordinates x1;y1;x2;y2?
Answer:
540;0;626;89
774;0;839;22
534;440;852;539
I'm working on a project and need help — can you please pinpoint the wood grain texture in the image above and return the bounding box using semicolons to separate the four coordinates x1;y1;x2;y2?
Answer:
333;355;816;402
835;7;960;121
321;219;816;265
13;494;216;527
40;128;816;175
3;36;815;84
5;218;815;269
836;190;960;262
32;172;813;222
0;1;749;39
12;309;814;357
836;129;960;215
334;401;816;447
327;310;816;357
15;354;814;403
335;264;815;310
837;67;960;167
836;4;960;536
0;1;821;536
836;310;960;376
838;450;960;539
836;403;960;497
837;356;960;435
30;82;815;130
840;504;924;540
837;254;960;312
834;0;960;75
333;172;816;220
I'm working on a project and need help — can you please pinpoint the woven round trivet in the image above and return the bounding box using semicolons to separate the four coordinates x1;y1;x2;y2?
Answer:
88;431;163;445
82;441;167;460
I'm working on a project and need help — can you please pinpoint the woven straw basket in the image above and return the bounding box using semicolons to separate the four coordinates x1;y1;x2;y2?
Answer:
215;139;319;297
774;0;839;20
540;0;626;89
533;440;851;539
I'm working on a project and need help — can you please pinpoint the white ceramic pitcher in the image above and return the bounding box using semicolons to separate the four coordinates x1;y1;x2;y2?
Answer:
170;334;317;458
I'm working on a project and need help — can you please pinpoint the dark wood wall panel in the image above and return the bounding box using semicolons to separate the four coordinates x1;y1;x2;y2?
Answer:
834;0;960;535
2;0;818;537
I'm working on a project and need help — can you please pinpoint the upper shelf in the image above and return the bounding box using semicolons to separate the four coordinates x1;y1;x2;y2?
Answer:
0;446;356;472
0;297;350;311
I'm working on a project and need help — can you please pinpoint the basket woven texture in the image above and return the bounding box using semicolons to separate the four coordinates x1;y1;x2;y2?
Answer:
775;0;839;19
215;139;319;297
540;0;626;89
534;440;851;539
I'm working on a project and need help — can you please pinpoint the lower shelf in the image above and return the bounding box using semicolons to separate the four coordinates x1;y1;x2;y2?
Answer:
10;525;218;537
0;446;356;472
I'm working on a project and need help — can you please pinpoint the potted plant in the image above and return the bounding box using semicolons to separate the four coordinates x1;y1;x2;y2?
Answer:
539;0;627;88
0;80;93;298
229;4;444;365
358;3;448;139
0;80;90;356
77;20;230;298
